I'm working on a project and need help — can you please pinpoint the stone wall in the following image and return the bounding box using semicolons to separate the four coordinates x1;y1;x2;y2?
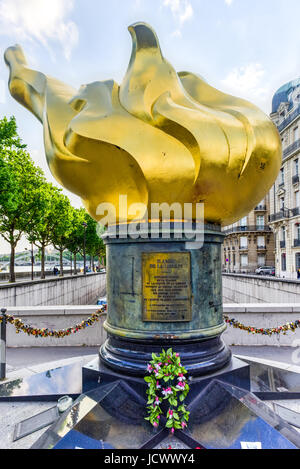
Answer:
0;273;106;307
223;273;300;303
2;304;299;348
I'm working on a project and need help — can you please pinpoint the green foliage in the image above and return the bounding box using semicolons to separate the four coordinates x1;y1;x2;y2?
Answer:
144;349;190;433
0;115;106;278
0;116;46;281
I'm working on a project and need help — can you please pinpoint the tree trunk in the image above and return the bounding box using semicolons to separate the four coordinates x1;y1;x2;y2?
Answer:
91;256;94;272
74;253;77;275
70;252;72;276
59;249;64;276
9;242;16;283
41;244;45;279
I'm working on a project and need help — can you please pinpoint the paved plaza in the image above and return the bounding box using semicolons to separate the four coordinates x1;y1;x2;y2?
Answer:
1;345;300;449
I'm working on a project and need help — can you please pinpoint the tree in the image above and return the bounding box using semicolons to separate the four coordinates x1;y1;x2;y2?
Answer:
84;214;105;271
65;207;86;275
0;117;45;282
49;193;74;276
26;182;66;279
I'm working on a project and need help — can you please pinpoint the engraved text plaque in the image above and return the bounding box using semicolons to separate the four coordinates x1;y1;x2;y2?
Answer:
142;252;191;322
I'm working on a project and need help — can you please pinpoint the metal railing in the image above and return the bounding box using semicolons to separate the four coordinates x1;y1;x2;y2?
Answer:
291;207;300;217
283;139;300;159
294;239;300;247
269;209;291;222
223;225;271;234
254;205;267;211
278;105;300;133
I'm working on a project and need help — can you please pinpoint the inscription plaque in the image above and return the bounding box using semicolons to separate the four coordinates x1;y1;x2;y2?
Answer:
142;252;191;322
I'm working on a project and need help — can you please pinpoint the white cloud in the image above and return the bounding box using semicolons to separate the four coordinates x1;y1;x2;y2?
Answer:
221;63;268;98
221;63;271;111
0;0;78;60
225;0;233;5
163;0;193;25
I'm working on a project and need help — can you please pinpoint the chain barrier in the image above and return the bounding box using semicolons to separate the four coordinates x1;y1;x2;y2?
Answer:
0;305;107;338
224;315;300;336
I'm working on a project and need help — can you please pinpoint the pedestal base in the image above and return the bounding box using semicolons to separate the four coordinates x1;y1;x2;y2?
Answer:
82;355;250;402
99;334;231;377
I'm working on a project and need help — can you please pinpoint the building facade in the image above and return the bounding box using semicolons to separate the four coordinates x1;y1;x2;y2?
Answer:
269;78;300;279
222;195;275;273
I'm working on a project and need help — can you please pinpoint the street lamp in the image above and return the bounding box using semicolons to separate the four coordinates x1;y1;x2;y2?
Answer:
82;222;87;275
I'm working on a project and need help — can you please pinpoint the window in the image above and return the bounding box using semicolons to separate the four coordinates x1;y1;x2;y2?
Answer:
295;191;300;207
294;127;299;142
295;159;299;176
258;254;265;266
280;168;284;185
296;253;300;271
280;197;285;210
296;224;300;241
240;236;248;249
240;216;247;227
240;254;248;267
281;226;286;241
257;236;265;247
256;215;265;229
281;253;286;271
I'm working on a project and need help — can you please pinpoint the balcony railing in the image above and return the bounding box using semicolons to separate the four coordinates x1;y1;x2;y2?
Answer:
283;139;300;159
269;209;291;222
257;245;266;250
254;205;267;211
291;207;300;217
239;246;248;251
278;105;300;133
223;225;271;234
293;174;300;185
294;239;300;247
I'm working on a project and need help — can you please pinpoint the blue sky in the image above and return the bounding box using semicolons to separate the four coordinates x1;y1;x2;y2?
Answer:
0;0;300;252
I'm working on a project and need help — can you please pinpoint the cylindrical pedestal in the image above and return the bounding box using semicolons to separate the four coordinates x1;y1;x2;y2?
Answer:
100;224;231;376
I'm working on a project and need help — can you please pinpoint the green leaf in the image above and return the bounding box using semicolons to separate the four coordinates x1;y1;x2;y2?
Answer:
166;419;173;428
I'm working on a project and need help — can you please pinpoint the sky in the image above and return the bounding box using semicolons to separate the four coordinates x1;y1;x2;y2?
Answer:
0;0;300;252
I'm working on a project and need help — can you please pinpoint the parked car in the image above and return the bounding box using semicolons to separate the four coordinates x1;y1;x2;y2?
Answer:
255;266;275;276
97;297;107;306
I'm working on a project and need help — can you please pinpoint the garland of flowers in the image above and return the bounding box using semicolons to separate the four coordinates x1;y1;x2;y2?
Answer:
224;315;300;336
0;306;107;338
144;348;190;434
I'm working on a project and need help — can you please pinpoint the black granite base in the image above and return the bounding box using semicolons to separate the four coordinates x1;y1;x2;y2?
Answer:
100;334;232;377
82;355;250;404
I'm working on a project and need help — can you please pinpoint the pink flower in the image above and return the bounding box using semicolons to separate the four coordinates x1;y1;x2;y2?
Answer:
153;396;161;407
176;382;185;390
168;409;173;419
153;421;158;427
147;364;153;372
181;422;187;428
171;427;175;434
156;381;161;389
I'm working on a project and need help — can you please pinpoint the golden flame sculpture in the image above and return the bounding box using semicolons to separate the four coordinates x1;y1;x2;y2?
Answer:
4;22;281;226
